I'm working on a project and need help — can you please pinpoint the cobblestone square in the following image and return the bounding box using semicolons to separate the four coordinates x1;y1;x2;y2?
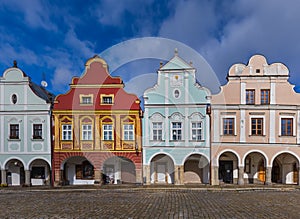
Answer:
0;187;299;218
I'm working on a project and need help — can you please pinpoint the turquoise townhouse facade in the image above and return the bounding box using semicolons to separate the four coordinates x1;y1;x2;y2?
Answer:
142;51;211;185
0;62;54;186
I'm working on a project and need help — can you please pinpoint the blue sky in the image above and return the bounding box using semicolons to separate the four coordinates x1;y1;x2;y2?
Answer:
1;0;300;97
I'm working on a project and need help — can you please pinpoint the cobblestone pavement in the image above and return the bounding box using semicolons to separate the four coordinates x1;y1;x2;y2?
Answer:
0;186;299;218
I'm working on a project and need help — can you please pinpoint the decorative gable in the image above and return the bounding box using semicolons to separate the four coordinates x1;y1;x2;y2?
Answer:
160;52;194;71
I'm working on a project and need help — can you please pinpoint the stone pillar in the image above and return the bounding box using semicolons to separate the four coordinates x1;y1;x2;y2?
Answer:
94;169;101;185
298;167;300;186
179;165;184;185
144;165;150;185
135;167;142;184
1;170;6;184
174;165;179;185
211;166;219;185
25;170;31;186
238;167;244;185
265;167;272;185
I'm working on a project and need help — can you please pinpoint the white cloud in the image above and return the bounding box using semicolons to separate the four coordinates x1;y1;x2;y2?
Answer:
157;0;300;89
64;29;95;57
0;0;57;30
0;42;39;67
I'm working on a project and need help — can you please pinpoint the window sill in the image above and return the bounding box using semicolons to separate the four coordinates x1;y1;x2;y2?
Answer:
189;140;205;142
170;140;185;142
8;138;21;141
279;135;295;137
220;135;237;137
150;140;165;142
32;138;44;141
61;139;73;141
249;135;266;137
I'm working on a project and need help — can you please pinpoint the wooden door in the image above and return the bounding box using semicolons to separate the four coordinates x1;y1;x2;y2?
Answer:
258;161;265;183
293;163;298;184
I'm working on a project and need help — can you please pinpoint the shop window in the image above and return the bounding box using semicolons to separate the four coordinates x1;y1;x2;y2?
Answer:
31;167;45;179
76;161;94;179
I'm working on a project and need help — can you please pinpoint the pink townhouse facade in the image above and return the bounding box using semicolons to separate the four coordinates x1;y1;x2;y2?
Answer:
211;55;300;185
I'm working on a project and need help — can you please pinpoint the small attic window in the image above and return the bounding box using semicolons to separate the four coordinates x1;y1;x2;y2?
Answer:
256;69;260;73
12;94;17;104
101;94;114;105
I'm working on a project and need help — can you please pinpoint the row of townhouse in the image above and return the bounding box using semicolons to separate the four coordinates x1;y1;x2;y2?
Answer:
0;52;299;186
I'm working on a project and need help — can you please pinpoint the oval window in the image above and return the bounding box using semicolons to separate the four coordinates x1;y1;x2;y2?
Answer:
12;94;17;104
174;89;180;98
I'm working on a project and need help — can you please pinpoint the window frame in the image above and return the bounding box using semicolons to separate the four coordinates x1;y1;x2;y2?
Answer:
152;122;163;141
101;94;114;105
251;118;264;136
246;89;255;105
103;124;113;141
9;124;20;139
62;124;72;141
222;118;235;136
82;124;93;141
33;124;43;139
191;122;202;141
123;124;135;141
80;94;93;105
260;89;270;105
280;117;293;136
172;122;182;141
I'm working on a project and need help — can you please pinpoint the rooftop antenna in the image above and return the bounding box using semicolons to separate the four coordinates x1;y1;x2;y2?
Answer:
41;72;48;88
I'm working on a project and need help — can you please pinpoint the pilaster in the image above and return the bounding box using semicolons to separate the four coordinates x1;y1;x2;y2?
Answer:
238;166;244;185
1;170;6;184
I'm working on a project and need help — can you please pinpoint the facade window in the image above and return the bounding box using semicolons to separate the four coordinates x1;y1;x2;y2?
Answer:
251;118;263;135
123;124;134;140
103;124;113;140
33;124;43;139
82;124;92;140
261;89;270;105
12;94;17;104
223;118;234;135
82;96;92;104
172;122;182;140
191;122;202;141
101;95;114;104
62;124;72;140
10;124;19;139
174;89;180;98
281;118;293;136
153;122;162;141
246;89;255;105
